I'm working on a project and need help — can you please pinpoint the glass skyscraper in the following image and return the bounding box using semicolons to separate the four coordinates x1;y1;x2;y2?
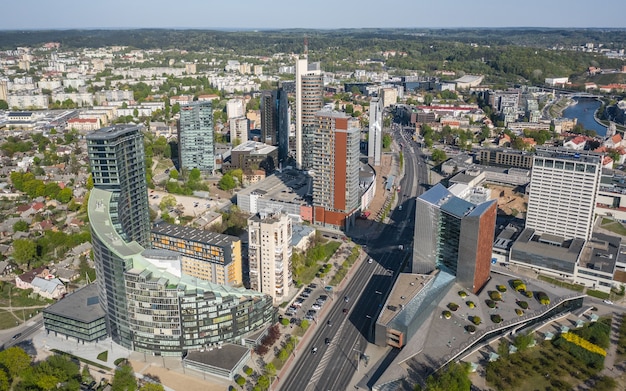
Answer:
87;125;150;347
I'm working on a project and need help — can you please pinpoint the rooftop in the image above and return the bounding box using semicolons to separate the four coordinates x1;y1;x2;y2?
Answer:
43;283;105;323
378;273;436;327
151;221;239;248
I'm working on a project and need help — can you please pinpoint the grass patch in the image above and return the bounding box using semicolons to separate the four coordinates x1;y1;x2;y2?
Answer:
537;275;584;292
97;351;108;362
587;289;610;300
0;285;53;308
599;220;626;236
0;309;19;330
294;241;341;284
50;349;112;371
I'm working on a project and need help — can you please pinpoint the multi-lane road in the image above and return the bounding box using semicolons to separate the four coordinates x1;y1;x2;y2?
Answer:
280;127;430;390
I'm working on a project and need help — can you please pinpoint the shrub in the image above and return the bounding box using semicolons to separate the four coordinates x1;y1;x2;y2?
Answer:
447;302;459;311
489;291;502;301
244;367;253;376
458;290;467;298
97;351;108;362
491;314;503;323
537;292;550;305
496;285;507;292
525;290;533;298
442;310;452;319
280;318;290;326
466;324;476;333
515;309;524;316
512;279;526;292
466;301;475;309
486;299;496;308
472;316;481;325
518;301;529;310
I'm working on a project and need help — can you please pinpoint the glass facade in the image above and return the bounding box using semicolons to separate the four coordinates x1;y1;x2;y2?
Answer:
178;101;215;173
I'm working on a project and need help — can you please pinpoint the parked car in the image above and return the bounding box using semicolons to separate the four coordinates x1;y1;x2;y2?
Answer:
312;304;321;310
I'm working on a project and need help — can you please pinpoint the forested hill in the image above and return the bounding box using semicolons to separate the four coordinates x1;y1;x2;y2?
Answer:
1;28;626;53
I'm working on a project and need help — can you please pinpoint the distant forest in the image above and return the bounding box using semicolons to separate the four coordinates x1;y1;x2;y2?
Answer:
1;28;626;85
2;28;626;53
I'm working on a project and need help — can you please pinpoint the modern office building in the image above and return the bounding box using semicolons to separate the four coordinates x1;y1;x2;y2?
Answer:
248;210;293;304
83;125;275;355
178;101;215;174
86;125;151;347
260;88;289;164
413;183;497;293
151;221;243;286
368;96;383;166
526;147;602;241
295;58;323;169
310;111;361;230
228;140;278;174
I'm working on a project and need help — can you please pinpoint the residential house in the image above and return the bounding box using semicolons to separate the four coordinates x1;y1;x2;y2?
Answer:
31;276;66;299
563;136;587;151
15;266;50;290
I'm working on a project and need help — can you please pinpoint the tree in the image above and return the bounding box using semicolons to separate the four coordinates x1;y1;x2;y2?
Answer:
159;195;177;211
257;375;270;391
0;346;32;379
169;169;179;180
12;239;37;267
13;220;29;232
56;187;73;203
235;375;246;388
218;173;236;191
431;149;448;165
111;364;137;391
0;100;8;110
188;168;201;182
0;370;8;391
382;133;392;149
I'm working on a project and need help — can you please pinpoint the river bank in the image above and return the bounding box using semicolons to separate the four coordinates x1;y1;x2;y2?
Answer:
562;98;608;136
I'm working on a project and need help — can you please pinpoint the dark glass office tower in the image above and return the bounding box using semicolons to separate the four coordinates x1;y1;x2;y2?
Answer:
260;87;289;165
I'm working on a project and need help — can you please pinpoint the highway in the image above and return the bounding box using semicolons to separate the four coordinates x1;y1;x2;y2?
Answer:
280;125;429;391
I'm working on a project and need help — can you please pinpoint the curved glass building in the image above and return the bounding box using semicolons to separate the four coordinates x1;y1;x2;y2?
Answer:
87;125;275;355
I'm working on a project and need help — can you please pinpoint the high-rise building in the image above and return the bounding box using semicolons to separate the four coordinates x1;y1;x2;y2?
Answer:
231;116;249;144
526;147;602;240
295;58;323;169
86;125;275;354
87;125;151;347
248;210;292;304
178;101;215;174
227;98;245;119
368;96;383;166
311;111;361;230
413;183;497;294
260;88;289;164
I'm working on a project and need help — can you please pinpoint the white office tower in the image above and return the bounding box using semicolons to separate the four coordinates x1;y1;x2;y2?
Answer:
368;96;383;166
227;98;245;119
295;57;323;170
526;147;602;240
248;210;293;304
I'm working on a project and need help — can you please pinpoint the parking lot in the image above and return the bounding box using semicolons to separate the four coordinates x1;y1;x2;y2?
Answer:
147;190;229;217
283;283;336;326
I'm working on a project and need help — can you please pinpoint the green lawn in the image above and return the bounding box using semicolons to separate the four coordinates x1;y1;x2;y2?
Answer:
537;275;584;292
0;309;19;329
600;220;626;236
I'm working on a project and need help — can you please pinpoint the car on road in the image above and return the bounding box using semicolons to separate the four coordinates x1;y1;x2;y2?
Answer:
325;337;330;345
311;347;318;354
368;258;373;264
326;320;331;327
343;308;348;314
12;333;21;340
344;296;349;303
603;300;614;305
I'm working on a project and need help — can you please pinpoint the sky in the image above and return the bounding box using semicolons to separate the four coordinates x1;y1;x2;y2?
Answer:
3;0;626;30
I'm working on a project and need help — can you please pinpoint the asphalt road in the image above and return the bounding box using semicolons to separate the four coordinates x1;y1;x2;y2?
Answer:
280;126;428;391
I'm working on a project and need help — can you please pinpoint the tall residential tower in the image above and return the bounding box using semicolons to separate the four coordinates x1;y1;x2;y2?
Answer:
178;101;215;174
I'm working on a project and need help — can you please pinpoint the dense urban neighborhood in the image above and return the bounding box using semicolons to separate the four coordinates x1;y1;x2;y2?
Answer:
2;27;626;391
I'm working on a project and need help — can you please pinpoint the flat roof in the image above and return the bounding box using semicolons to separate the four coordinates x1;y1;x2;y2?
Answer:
151;221;239;248
237;169;310;206
232;140;278;155
511;228;585;265
580;232;620;274
184;343;249;371
43;283;105;323
86;124;142;141
378;273;435;326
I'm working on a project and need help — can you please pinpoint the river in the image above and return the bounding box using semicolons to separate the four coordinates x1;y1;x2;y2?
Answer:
562;98;607;137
